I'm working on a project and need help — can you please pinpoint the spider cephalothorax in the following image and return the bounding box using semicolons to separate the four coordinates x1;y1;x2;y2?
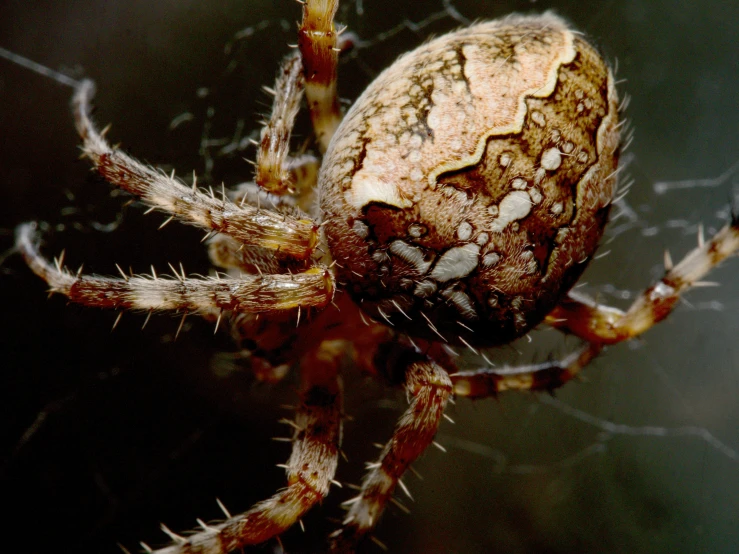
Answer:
321;14;620;347
14;1;739;553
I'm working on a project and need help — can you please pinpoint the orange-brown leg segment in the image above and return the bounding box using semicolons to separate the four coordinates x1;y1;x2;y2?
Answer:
298;0;341;151
546;218;739;344
451;342;602;399
330;349;452;552
16;222;334;314
73;80;319;259
153;340;344;554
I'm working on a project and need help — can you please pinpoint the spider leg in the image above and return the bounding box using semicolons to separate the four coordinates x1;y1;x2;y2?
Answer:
208;233;307;275
330;347;452;552
72;80;319;259
545;219;739;344
16;222;333;314
452;218;739;399
255;52;306;196
299;0;342;151
451;342;602;398
154;339;344;554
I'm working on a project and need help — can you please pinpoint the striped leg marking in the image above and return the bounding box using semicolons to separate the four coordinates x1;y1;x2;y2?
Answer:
154;341;344;553
546;218;739;344
16;222;334;315
330;357;452;551
73;80;319;259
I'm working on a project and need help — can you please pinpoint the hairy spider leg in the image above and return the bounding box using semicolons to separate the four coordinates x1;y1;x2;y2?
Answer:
72;80;320;259
255;52;308;196
451;342;602;398
452;217;739;399
153;340;344;554
547;218;739;343
330;349;453;552
299;0;342;152
16;223;334;314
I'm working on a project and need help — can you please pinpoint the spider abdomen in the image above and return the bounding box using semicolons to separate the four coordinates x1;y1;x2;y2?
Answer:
320;13;620;347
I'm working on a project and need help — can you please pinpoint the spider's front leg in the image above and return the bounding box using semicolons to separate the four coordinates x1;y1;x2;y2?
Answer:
299;0;341;152
72;80;319;259
255;51;320;201
330;345;453;552
255;0;347;202
15;222;334;315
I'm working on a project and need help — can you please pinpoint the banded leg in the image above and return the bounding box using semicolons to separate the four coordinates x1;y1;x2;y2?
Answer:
16;222;333;314
255;52;305;195
451;342;602;399
298;0;341;151
330;351;452;552
546;218;739;344
154;340;344;553
73;80;319;259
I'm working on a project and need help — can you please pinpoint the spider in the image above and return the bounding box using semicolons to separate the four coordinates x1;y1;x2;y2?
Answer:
13;1;739;552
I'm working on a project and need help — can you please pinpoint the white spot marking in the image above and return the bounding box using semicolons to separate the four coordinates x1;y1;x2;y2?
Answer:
352;220;369;239
529;188;543;204
457;221;473;241
531;110;546;126
429;244;481;282
489;191;532;232
511;177;528;190
440;288;478;319
414;280;437;298
482;252;500;268
551;201;564;215
389;240;433;274
372;250;389;264
408;223;427;238
541;148;562;171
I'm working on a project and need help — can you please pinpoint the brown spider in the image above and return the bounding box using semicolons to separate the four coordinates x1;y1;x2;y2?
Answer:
13;1;739;553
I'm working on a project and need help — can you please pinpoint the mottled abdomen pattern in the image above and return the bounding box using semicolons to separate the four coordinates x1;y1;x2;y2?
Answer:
320;13;620;347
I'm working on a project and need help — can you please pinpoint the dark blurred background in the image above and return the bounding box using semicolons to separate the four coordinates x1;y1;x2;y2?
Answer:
1;1;738;553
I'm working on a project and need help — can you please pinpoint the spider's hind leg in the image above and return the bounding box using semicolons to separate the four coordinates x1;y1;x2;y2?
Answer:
330;345;453;552
546;218;739;344
451;342;603;399
152;340;344;554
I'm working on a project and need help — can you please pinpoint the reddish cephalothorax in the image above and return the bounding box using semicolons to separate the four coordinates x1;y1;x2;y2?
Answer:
15;1;739;553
